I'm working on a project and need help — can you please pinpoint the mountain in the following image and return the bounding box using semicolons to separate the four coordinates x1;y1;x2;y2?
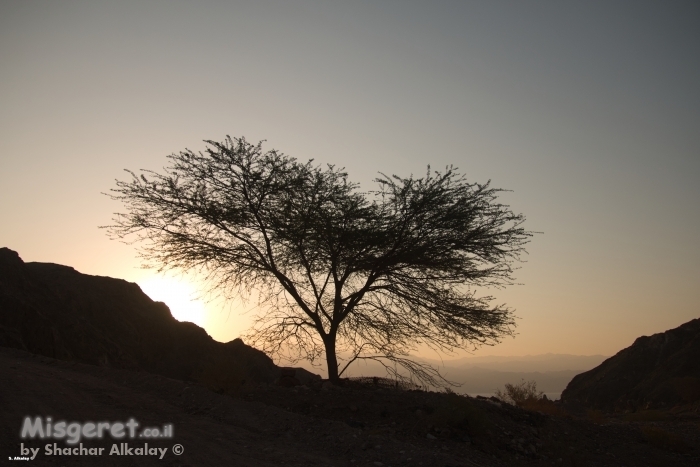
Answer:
561;318;700;411
0;247;318;391
424;354;609;373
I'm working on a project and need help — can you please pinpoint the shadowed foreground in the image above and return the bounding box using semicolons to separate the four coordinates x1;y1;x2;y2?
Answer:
3;345;700;467
1;346;499;466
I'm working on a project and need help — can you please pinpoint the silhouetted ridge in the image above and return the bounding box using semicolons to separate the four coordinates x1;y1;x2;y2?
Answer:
0;247;319;390
561;318;700;411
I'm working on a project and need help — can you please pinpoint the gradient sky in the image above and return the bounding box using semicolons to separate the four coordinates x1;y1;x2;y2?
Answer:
1;0;698;359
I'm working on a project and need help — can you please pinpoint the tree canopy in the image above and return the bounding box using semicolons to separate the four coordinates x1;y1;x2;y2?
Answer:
106;136;533;385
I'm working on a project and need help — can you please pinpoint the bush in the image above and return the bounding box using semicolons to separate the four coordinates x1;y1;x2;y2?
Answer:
495;379;544;405
496;380;566;416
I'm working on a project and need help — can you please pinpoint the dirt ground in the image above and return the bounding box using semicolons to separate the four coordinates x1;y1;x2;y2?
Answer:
2;346;699;467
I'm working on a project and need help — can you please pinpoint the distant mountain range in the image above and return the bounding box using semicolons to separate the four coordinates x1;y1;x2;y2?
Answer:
421;353;609;373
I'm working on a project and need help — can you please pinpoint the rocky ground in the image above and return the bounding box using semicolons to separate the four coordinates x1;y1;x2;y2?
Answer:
3;346;700;467
238;377;700;467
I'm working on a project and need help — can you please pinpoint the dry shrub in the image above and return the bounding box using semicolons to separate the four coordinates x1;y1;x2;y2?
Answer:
640;426;689;453
496;380;567;416
495;379;543;405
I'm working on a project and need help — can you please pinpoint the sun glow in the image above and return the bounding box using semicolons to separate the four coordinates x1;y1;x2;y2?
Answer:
138;275;207;327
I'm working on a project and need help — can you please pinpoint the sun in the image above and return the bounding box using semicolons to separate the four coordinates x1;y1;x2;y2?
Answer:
137;275;207;327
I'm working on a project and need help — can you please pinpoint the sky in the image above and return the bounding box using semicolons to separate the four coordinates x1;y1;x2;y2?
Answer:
1;0;698;360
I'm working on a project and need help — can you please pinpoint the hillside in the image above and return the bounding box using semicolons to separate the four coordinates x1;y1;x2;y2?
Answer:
0;247;317;392
561;318;700;411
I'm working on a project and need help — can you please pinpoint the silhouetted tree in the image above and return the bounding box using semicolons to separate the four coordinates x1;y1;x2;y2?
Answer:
106;136;532;385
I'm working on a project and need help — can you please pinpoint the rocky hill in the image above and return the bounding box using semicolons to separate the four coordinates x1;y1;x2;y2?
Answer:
561;318;700;411
0;247;318;391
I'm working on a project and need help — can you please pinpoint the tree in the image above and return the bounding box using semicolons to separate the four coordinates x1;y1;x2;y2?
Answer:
106;136;532;386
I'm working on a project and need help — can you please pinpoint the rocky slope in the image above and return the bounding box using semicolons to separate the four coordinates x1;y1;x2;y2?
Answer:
0;247;317;391
561;318;700;411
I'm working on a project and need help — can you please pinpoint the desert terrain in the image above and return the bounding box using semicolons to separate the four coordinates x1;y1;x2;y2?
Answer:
3;344;699;467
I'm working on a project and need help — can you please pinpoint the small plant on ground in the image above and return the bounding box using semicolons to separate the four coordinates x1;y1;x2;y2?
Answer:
495;379;543;405
496;380;566;416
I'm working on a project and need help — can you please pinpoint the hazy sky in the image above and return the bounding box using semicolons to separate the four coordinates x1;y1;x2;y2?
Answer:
1;0;698;359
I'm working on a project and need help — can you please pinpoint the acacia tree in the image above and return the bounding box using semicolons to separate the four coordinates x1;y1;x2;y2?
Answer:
106;136;532;385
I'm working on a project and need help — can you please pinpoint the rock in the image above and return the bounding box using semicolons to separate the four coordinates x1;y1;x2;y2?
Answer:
561;318;700;410
426;433;437;440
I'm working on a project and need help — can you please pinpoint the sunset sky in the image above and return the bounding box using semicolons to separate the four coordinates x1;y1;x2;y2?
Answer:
1;0;698;360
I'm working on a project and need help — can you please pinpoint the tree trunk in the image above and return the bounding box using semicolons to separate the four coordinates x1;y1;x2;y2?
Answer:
324;335;339;383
